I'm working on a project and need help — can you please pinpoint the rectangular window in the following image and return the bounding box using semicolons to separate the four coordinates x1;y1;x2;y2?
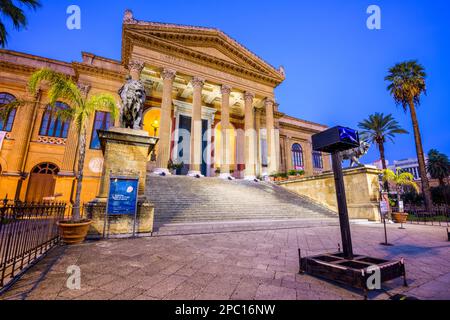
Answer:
313;151;323;169
90;111;112;149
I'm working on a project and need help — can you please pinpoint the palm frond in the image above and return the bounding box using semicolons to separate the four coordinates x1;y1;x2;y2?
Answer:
28;68;83;107
0;100;22;123
0;21;7;47
86;94;119;120
385;60;427;110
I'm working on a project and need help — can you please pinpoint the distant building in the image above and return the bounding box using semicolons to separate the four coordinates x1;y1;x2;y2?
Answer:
388;158;429;181
370;159;389;170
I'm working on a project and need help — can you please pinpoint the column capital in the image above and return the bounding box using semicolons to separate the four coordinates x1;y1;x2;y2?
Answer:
263;98;275;107
77;83;91;97
220;85;232;95
244;92;255;102
191;76;205;89
161;68;177;81
128;60;145;73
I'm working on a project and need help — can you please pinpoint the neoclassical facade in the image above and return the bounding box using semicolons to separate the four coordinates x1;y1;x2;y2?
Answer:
0;11;330;204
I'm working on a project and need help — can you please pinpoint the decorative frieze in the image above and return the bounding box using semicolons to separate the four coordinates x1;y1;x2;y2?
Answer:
37;136;67;145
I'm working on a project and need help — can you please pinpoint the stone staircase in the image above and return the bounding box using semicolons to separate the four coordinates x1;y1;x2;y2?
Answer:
146;176;338;234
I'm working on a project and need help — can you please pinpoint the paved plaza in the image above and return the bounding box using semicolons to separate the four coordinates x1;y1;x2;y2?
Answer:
1;222;449;300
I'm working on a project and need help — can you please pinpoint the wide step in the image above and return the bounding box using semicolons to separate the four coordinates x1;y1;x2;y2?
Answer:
146;176;336;231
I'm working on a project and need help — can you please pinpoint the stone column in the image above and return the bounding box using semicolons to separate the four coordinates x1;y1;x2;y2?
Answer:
244;92;256;180
264;98;276;175
305;141;314;176
188;77;205;176
129;60;144;81
284;136;292;172
219;85;232;179
254;108;262;177
154;69;176;175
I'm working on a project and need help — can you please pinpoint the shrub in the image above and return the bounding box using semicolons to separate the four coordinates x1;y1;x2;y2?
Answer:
431;185;450;205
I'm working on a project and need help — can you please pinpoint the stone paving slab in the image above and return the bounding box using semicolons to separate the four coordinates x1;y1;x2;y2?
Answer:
1;223;449;300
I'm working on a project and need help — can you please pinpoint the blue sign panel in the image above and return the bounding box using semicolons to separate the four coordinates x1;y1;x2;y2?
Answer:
107;177;139;215
338;127;359;145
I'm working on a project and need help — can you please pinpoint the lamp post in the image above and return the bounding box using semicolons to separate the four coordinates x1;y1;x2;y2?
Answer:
150;120;159;161
151;120;159;137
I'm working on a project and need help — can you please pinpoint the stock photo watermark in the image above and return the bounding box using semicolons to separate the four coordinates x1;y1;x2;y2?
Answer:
66;5;81;30
66;265;81;290
367;4;381;30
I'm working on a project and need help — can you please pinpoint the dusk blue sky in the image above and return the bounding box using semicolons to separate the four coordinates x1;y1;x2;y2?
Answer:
4;0;449;164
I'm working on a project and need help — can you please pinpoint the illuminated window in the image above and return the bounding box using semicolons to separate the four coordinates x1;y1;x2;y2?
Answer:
39;102;70;138
0;93;17;132
90;111;113;149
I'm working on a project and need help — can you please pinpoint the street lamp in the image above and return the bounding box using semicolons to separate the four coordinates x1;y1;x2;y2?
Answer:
151;119;159;137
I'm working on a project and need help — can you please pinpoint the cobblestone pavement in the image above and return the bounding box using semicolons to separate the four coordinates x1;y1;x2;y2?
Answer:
1;223;449;300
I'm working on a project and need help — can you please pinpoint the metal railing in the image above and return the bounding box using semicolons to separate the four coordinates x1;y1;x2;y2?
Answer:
393;204;450;227
0;199;66;290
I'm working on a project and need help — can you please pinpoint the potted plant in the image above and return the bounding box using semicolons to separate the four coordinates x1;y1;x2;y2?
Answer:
288;170;297;180
382;168;419;223
29;68;118;244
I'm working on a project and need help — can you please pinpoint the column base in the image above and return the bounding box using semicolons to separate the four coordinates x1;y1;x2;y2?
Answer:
152;168;171;176
244;175;258;181
187;171;203;178
219;173;235;180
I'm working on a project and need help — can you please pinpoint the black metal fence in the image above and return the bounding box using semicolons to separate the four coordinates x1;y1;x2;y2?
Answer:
393;204;450;227
0;200;66;290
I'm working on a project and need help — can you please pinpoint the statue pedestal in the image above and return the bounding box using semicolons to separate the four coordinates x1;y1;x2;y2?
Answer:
85;127;158;237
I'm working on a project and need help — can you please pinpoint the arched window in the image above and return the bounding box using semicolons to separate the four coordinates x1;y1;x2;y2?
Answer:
291;143;304;170
39;102;70;138
313;151;324;169
31;162;60;175
0;93;17;132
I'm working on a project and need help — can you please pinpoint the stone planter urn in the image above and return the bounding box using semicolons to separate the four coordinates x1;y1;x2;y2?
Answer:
58;220;92;245
392;212;408;224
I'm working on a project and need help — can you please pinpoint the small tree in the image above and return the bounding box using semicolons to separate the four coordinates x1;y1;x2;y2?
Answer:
382;168;419;211
427;149;450;186
28;68;118;221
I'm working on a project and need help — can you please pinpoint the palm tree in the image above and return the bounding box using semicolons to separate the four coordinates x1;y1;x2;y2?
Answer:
382;168;419;209
0;0;41;47
358;112;408;170
28;68;118;221
427;149;450;186
385;60;433;212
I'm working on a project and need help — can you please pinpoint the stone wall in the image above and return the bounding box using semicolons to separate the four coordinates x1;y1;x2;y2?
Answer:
277;166;382;221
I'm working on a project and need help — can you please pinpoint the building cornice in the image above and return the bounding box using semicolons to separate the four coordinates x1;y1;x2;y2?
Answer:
122;29;284;88
72;62;127;82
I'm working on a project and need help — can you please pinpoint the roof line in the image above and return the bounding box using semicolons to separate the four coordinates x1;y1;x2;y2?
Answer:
122;10;285;78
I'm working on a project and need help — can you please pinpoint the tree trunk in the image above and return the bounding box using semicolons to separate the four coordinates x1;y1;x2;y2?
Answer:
72;127;87;221
378;142;387;170
408;99;433;212
378;142;390;193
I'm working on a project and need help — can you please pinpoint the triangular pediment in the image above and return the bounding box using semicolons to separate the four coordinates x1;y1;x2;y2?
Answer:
121;15;285;86
185;46;238;64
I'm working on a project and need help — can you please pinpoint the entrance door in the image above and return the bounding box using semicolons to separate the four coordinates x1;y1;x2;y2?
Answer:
26;163;59;202
176;115;208;176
